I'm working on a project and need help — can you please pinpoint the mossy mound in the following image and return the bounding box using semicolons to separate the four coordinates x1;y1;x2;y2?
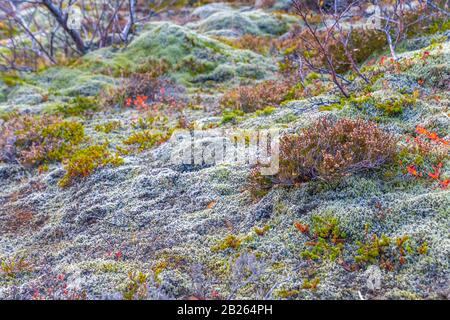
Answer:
190;3;233;19
6;84;46;106
0;20;277;111
82;22;277;86
30;67;118;97
186;9;298;37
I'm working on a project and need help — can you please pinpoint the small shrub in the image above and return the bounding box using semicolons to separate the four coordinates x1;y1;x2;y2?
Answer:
56;96;98;117
355;225;428;271
255;106;277;117
277;117;397;184
254;225;270;236
0;115;85;166
373;94;416;116
355;234;391;266
221;109;245;124
247;168;274;201
123;130;172;152
221;35;274;55
300;214;346;261
99;59;179;110
398;125;449;188
31;273;87;300
0;255;32;278
275;289;300;299
122;271;149;300
94;121;122;133
220;80;291;113
212;234;242;252
59;144;124;187
302;278;320;290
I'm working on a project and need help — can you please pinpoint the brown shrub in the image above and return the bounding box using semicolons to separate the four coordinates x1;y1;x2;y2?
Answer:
277;117;398;183
276;26;386;77
99;59;175;108
229;35;274;55
247;117;397;200
220;80;291;113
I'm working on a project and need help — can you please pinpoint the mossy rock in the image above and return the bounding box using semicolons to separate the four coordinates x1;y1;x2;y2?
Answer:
31;67;117;97
82;22;276;86
6;84;46;106
187;9;295;37
190;3;233;19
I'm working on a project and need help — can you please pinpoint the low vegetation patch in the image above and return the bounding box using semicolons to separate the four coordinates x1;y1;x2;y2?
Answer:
295;215;346;262
248;116;398;198
278;116;397;183
59;144;124;187
0;115;85;166
220;80;291;114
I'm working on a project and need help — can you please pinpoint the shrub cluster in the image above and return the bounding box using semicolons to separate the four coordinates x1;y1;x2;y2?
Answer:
0;115;85;166
219;35;274;55
0;114;125;187
220;80;291;113
277;117;397;183
277;27;386;78
59;144;124;187
248;116;397;198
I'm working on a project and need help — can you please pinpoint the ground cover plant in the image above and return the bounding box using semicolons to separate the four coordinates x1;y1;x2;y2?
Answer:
0;0;449;302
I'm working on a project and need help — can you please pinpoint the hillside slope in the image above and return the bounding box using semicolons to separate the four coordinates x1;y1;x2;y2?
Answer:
0;3;449;300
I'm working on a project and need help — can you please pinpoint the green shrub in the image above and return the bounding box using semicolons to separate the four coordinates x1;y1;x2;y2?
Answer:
59;144;123;187
56;96;98;117
94;121;122;133
0;115;85;166
300;214;346;261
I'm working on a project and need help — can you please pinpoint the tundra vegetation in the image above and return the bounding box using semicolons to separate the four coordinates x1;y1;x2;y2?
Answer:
0;0;449;300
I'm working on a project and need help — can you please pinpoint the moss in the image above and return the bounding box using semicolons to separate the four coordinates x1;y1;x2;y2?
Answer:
82;22;275;86
190;9;294;37
6;84;46;105
176;55;216;76
59;144;124;187
211;234;242;252
274;112;297;124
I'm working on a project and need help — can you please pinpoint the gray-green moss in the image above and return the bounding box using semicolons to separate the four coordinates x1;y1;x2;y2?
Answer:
82;22;277;86
187;9;298;37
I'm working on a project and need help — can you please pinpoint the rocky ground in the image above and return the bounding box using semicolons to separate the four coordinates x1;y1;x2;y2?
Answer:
0;2;449;300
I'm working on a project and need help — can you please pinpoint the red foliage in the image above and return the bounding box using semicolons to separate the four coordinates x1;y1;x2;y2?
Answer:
294;222;310;234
